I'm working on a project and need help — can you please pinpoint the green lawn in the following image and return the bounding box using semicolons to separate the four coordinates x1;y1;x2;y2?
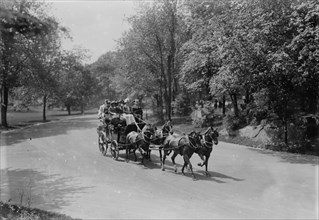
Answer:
1;106;98;130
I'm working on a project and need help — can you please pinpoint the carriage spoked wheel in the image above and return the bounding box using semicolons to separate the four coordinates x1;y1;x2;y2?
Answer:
98;133;108;156
110;140;119;160
98;134;105;155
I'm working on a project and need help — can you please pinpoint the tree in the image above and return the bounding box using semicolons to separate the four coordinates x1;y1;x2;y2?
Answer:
89;51;123;103
23;16;67;121
56;49;94;115
0;1;51;127
118;0;184;121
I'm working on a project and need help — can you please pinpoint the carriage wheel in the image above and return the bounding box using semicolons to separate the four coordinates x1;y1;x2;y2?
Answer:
110;140;119;160
102;139;109;156
98;133;108;156
98;134;104;154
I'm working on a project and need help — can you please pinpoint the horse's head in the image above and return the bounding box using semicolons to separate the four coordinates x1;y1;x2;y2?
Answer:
142;124;156;140
154;128;162;138
162;120;173;135
205;126;219;145
188;131;202;149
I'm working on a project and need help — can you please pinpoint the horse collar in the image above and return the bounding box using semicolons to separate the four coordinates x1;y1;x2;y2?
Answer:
203;134;213;148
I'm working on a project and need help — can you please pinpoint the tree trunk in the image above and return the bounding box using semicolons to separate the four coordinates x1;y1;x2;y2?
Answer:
66;105;71;115
81;105;84;115
167;54;173;121
222;95;226;116
284;116;288;146
233;93;239;117
1;32;14;128
158;86;164;122
1;85;9;127
245;89;250;103
307;88;318;114
42;94;47;121
230;93;239;117
166;1;177;121
173;76;178;100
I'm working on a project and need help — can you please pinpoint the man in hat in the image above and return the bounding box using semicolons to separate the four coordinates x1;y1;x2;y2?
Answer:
131;99;143;122
98;99;110;119
97;99;112;142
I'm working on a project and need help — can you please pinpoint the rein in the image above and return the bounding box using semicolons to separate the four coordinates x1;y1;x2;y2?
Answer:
188;135;200;150
202;134;214;149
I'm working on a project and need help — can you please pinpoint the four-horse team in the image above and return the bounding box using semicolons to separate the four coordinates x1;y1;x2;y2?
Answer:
96;98;219;180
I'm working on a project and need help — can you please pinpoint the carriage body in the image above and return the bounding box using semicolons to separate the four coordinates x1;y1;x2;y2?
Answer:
105;114;146;160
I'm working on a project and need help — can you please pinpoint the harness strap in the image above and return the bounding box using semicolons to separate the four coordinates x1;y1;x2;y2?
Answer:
202;132;215;149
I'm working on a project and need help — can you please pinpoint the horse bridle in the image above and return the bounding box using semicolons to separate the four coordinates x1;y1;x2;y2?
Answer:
141;128;154;144
202;129;218;148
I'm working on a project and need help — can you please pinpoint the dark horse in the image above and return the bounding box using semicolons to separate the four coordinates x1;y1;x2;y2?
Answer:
197;126;219;176
126;124;155;165
161;131;202;180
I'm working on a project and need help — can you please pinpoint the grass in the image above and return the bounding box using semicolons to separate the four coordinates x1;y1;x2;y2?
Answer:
0;202;80;220
1;106;97;132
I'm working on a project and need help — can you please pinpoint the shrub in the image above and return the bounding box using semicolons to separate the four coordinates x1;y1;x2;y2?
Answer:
224;113;247;134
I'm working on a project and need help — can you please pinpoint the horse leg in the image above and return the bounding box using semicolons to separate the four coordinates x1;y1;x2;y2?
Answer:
125;145;130;162
171;151;178;173
161;150;167;171
140;152;145;165
183;154;196;180
137;145;146;165
147;149;152;161
181;160;188;176
197;154;205;167
133;146;138;162
159;147;163;166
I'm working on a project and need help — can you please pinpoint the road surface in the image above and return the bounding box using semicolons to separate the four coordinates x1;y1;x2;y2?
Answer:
1;115;318;219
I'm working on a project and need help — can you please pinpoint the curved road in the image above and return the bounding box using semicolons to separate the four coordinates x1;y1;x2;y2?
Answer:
1;115;318;219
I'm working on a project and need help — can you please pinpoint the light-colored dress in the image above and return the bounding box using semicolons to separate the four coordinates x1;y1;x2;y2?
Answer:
194;104;202;119
121;113;136;125
191;104;203;127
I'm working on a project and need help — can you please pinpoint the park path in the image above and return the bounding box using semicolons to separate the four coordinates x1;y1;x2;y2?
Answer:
1;115;318;219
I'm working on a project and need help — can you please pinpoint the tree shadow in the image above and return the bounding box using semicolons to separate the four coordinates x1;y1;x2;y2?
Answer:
1;116;97;146
0;168;93;212
248;148;319;166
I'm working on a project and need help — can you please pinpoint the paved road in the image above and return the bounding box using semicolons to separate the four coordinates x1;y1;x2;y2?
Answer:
1;115;318;219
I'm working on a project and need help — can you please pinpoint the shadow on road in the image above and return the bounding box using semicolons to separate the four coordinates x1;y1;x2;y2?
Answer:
1;116;97;146
0;168;93;212
196;170;245;183
143;153;245;183
248;148;319;166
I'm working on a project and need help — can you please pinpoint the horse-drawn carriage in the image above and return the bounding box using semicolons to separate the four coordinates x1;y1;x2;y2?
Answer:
97;113;148;161
97;113;219;180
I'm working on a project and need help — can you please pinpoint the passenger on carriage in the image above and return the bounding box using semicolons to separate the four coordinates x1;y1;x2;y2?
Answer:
131;99;143;122
120;99;136;125
97;99;111;134
109;101;122;115
122;99;130;114
98;99;111;122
